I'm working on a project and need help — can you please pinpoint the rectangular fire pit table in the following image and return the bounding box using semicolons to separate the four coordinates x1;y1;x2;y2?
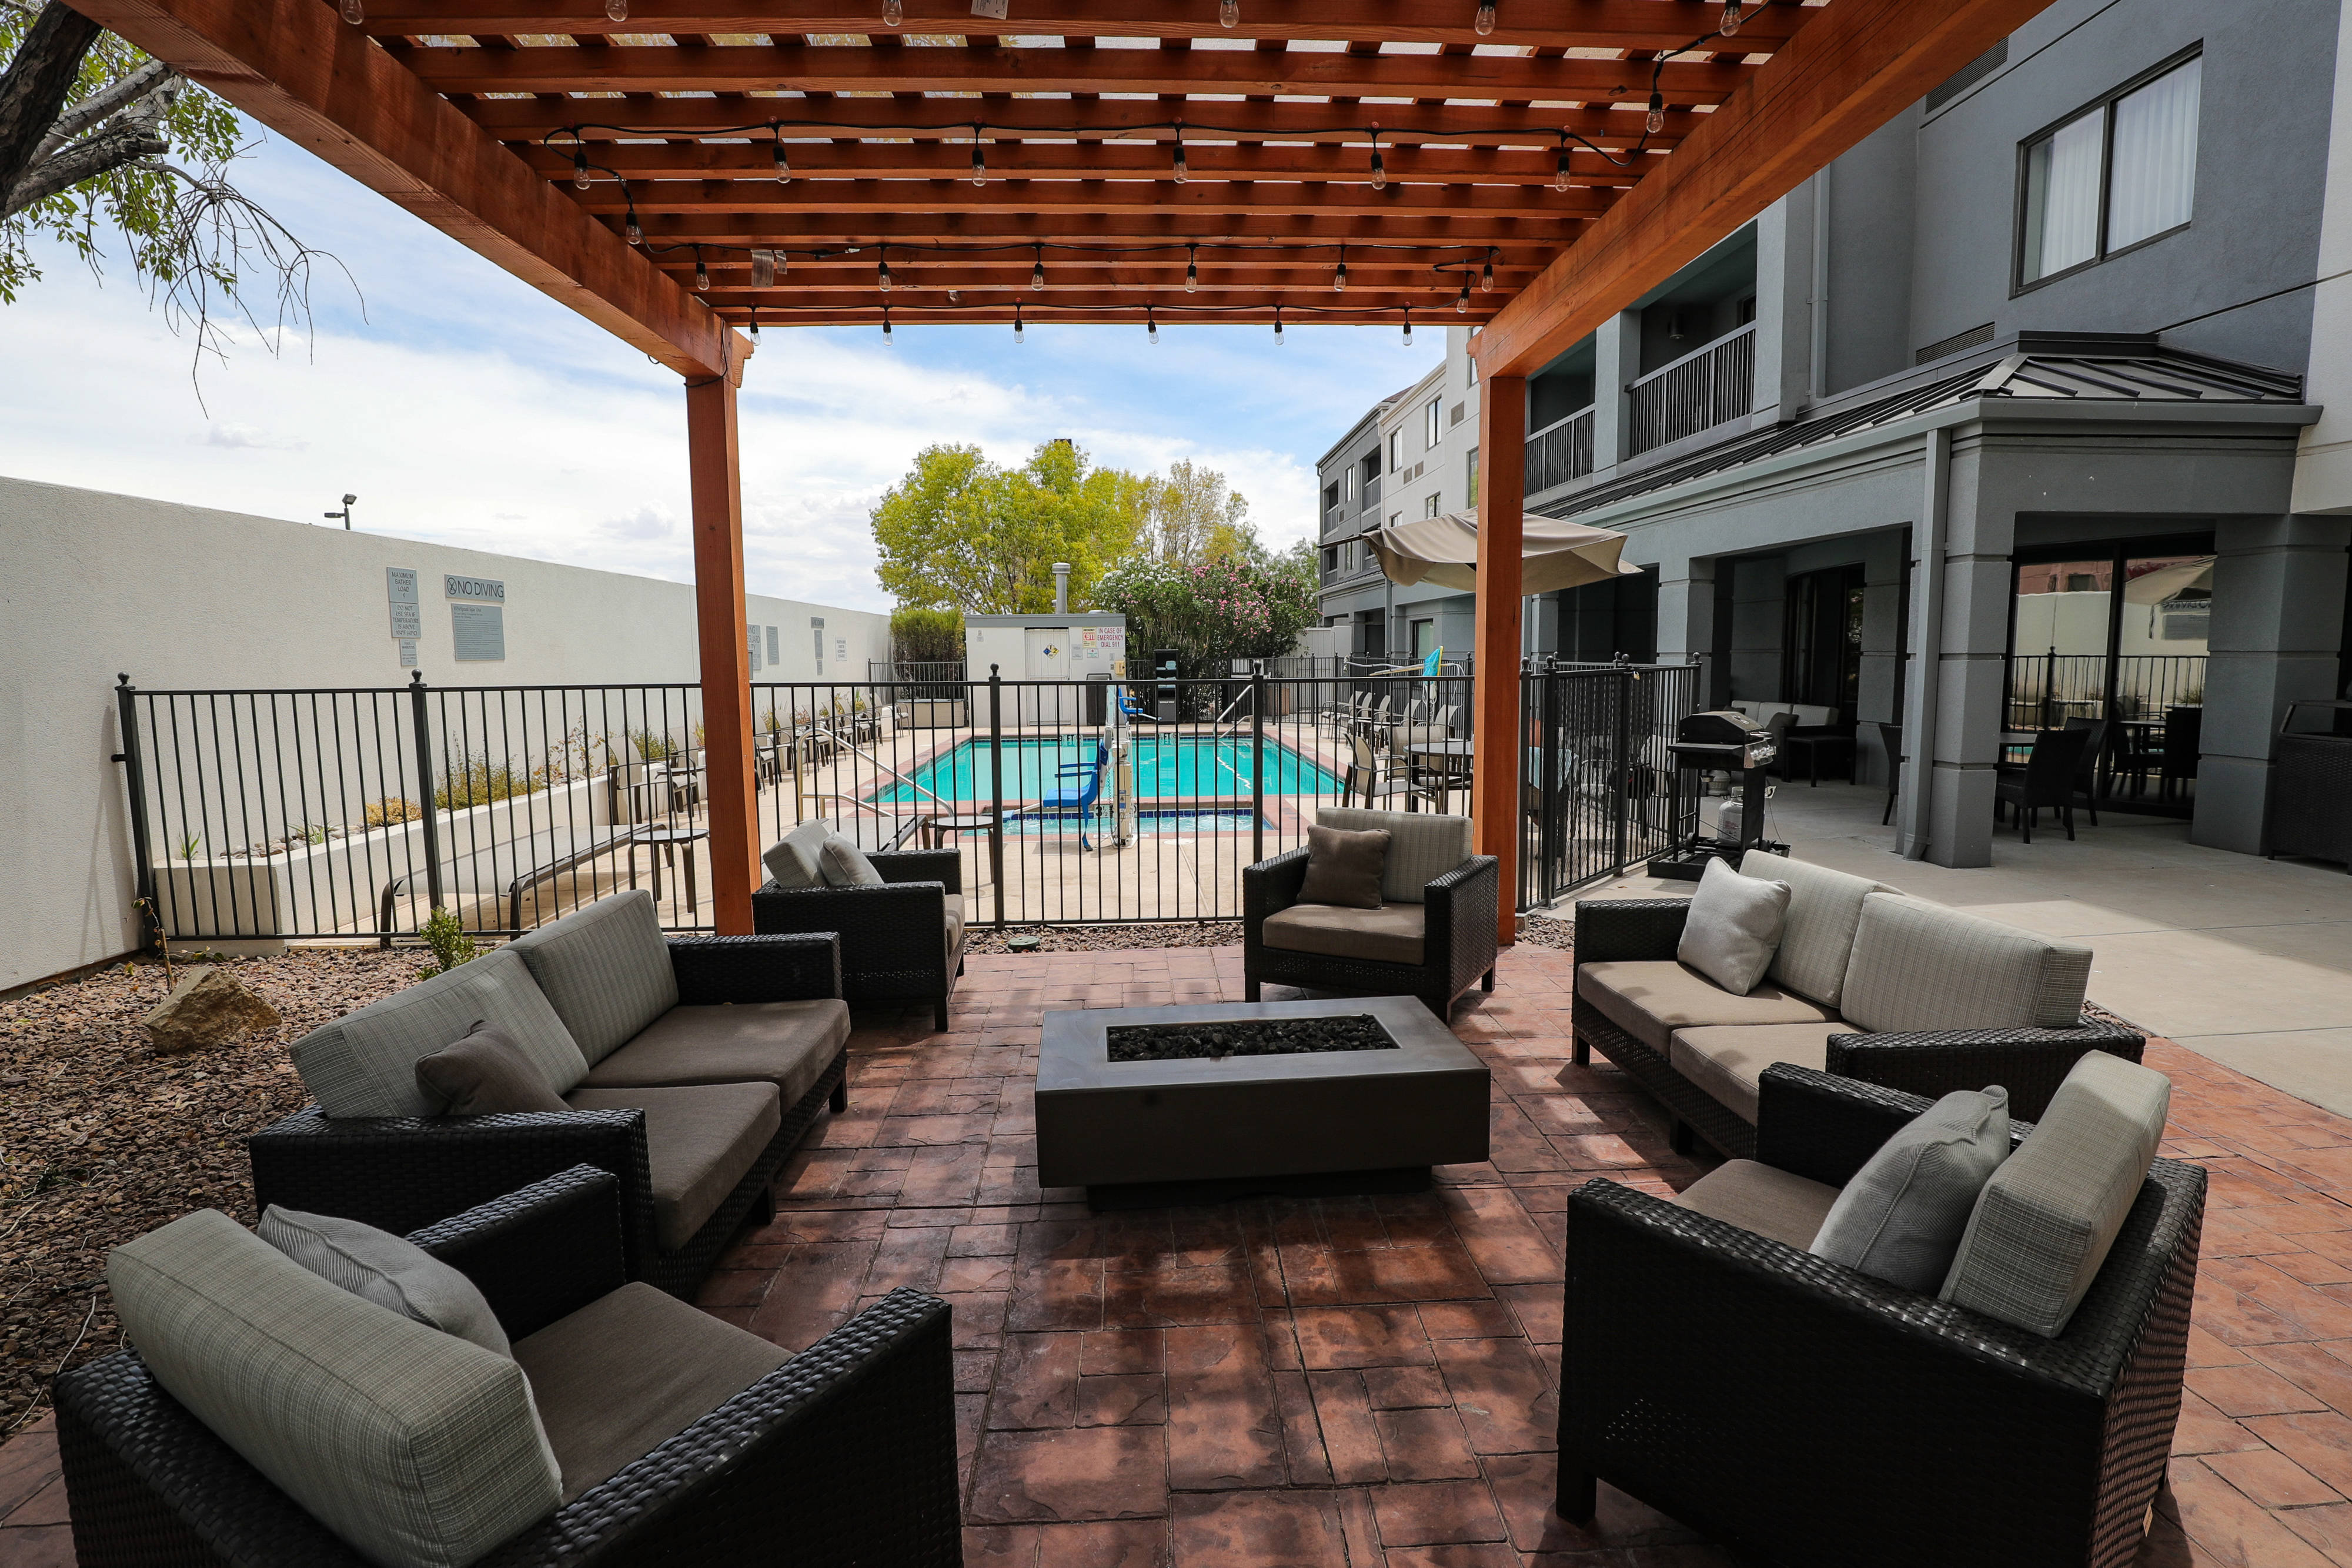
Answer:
1036;997;1491;1206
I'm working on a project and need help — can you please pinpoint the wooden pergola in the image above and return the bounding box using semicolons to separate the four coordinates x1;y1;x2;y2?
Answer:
73;0;2050;940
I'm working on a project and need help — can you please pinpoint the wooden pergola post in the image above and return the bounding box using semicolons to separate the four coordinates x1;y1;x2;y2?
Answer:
686;362;759;934
1471;373;1527;948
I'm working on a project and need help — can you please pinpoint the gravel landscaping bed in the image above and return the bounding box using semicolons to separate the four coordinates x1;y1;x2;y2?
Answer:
961;921;1244;953
0;948;419;1437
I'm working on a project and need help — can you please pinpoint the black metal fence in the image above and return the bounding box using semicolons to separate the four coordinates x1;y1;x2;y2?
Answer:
2003;651;2207;729
114;661;1696;946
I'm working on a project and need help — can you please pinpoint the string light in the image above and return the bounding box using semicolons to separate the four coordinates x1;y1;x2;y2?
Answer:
693;249;710;292
1647;90;1666;136
603;0;626;19
1555;132;1572;192
624;208;643;245
572;148;592;189
1220;0;1238;26
339;0;363;23
882;305;893;343
970;126;987;186
1274;306;1284;346
771;136;791;183
878;246;893;292
1481;249;1495;291
1401;307;1413;346
749;308;759;340
1185;244;1198;293
1368;129;1387;191
1171;133;1190;183
1456;275;1470;313
1334;245;1348;292
882;0;903;24
1474;0;1495;36
1719;1;1743;36
1032;245;1045;290
1014;303;1024;343
1147;306;1159;344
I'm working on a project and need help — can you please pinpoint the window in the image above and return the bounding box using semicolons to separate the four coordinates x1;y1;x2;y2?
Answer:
2019;53;2201;287
1424;494;1441;519
1466;447;1481;505
1322;481;1339;511
1345;466;1357;501
1388;431;1403;471
1425;398;1441;449
1322;546;1337;573
1466;353;1478;386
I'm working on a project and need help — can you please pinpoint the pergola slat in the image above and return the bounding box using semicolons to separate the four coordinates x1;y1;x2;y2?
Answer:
523;142;1646;186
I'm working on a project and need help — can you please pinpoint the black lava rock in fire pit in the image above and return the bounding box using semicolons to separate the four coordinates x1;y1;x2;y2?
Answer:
1105;1014;1396;1062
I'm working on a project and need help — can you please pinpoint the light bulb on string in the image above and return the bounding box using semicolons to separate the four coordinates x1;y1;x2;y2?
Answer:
693;250;709;292
1481;249;1495;291
882;0;903;24
771;136;791;183
1220;0;1238;25
1274;306;1284;346
1456;276;1470;313
339;0;363;24
970;127;987;186
1032;245;1045;290
1719;1;1743;36
1474;0;1495;36
1368;129;1386;191
749;309;759;342
1185;244;1198;293
877;247;892;292
1647;91;1665;136
1014;304;1024;343
1554;135;1572;192
624;210;643;245
1334;246;1348;292
1402;309;1413;347
572;148;592;189
1171;135;1190;183
1147;306;1159;345
882;306;893;343
603;0;626;21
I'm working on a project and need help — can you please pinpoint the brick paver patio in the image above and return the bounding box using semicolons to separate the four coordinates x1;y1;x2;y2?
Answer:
8;940;2352;1566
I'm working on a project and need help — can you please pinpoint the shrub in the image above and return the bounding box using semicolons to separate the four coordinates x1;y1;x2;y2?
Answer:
433;754;544;810
363;798;420;827
892;605;965;664
416;907;480;979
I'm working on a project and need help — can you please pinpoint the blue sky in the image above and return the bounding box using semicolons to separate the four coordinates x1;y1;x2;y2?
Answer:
0;125;1444;611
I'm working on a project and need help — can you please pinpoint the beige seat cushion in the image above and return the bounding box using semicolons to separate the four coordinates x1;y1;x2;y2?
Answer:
1668;1024;1842;1126
583;1001;848;1111
514;1281;788;1502
564;1082;781;1252
1261;902;1426;965
292;948;587;1119
1672;1160;1843;1252
1314;807;1470;904
1840;893;2093;1034
946;904;965;967
506;890;679;1066
1739;851;1897;1008
1576;961;1837;1055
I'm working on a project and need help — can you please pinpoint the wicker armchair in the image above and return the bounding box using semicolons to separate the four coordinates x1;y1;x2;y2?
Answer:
1559;1065;2204;1568
1242;822;1499;1020
55;1165;962;1568
249;932;847;1299
1571;894;2141;1161
753;847;965;1031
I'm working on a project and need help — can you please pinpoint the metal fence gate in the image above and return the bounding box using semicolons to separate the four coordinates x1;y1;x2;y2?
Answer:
113;661;1695;945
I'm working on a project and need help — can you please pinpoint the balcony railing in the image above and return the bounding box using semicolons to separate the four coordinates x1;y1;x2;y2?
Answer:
1361;473;1383;509
1628;322;1755;456
1524;406;1596;497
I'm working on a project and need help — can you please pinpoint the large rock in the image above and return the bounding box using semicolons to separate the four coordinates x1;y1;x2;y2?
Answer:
144;966;281;1055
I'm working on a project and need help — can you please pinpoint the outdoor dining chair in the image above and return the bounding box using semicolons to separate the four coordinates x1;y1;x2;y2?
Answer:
2160;706;2203;803
1345;733;1414;808
1995;723;2096;842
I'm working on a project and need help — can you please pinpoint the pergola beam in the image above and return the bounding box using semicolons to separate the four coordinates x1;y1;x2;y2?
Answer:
624;211;1580;245
524;142;1647;187
61;0;744;378
1473;0;2059;376
592;179;1616;222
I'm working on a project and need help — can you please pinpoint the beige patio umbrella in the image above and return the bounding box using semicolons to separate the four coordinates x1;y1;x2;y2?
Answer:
2120;557;2214;604
1356;508;1645;594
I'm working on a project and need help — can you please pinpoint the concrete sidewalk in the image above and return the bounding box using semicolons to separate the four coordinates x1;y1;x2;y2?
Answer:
1553;780;2352;1119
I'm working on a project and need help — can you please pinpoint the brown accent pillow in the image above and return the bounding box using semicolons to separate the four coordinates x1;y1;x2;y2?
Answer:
1297;824;1389;909
415;1021;570;1116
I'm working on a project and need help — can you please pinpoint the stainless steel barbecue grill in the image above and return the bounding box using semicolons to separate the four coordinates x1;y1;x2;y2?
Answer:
1651;710;1786;880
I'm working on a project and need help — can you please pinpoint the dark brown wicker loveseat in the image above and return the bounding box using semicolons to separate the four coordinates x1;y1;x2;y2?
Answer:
55;1165;962;1568
250;892;850;1298
753;845;966;1031
1242;807;1499;1021
1558;1064;2204;1568
1571;851;2141;1161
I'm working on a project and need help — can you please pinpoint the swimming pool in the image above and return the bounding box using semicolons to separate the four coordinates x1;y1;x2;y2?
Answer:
869;735;1341;806
1000;807;1267;836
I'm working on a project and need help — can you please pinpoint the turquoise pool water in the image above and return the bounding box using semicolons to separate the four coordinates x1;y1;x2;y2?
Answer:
870;735;1340;806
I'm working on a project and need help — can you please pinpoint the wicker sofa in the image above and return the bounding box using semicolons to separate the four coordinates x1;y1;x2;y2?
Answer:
1559;1063;2204;1568
1242;808;1499;1020
753;838;966;1032
250;890;849;1297
1572;850;2141;1159
55;1165;961;1568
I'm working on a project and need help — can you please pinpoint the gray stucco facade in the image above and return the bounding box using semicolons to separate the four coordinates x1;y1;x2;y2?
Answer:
1312;0;2352;871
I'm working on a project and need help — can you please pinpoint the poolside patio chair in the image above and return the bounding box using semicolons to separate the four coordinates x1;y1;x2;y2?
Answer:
1996;723;2095;842
753;824;965;1031
1034;739;1107;850
2159;706;2202;803
1344;733;1414;808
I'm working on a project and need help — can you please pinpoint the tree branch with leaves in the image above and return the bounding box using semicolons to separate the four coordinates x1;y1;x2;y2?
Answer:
0;0;348;382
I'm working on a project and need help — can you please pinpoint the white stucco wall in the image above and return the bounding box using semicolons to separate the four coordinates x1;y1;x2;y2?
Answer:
0;474;887;990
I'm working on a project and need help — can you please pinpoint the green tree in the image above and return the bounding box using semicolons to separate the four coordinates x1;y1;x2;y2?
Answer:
1137;458;1254;567
890;605;964;663
871;440;1148;613
1095;539;1320;693
1;2;336;362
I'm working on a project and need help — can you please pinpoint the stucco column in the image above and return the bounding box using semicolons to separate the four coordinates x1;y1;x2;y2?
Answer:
1655;556;1715;697
1912;429;2008;869
1726;557;1785;702
2192;514;2352;854
1591;310;1643;472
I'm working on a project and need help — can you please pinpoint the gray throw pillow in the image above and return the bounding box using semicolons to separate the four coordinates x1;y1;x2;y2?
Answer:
259;1206;512;1359
1809;1086;2012;1293
762;819;829;890
1676;857;1790;996
414;1021;570;1116
819;832;885;887
1297;824;1389;909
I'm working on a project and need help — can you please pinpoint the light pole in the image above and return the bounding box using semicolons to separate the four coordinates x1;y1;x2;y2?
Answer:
325;493;356;530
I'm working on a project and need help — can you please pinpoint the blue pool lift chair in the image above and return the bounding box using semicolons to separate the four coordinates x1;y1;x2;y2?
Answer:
1037;740;1108;850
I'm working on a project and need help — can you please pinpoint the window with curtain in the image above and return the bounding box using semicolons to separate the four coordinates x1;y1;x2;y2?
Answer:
2019;52;2201;287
